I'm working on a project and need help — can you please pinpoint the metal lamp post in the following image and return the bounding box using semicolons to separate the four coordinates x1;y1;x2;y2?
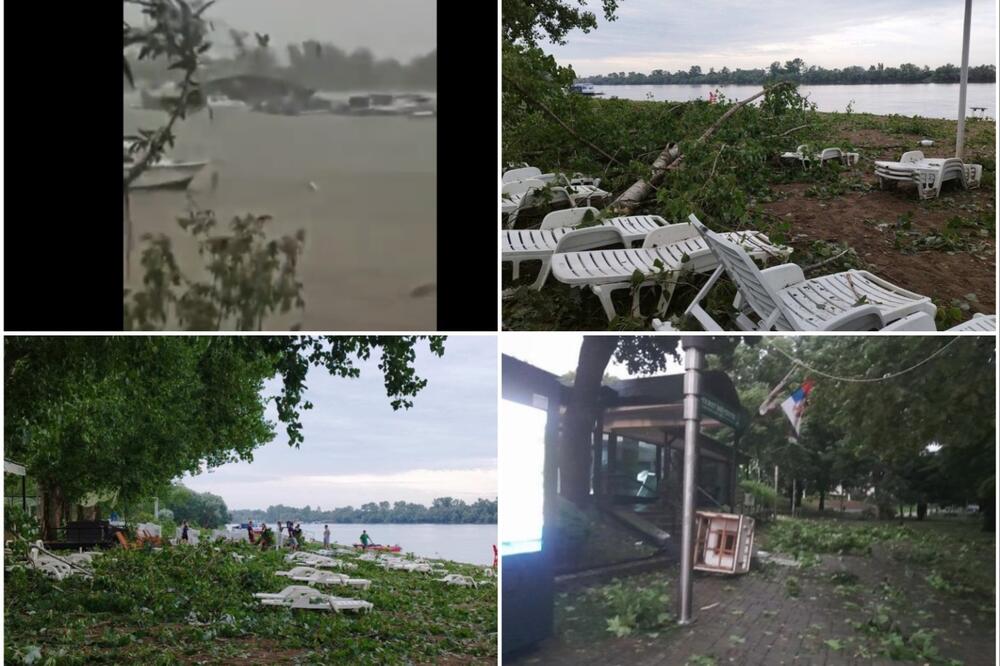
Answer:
955;0;972;159
678;337;707;625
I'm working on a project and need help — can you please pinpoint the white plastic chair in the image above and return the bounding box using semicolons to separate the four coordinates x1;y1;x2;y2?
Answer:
502;166;542;183
437;574;477;588
503;209;668;288
947;313;996;331
550;221;791;320
683;214;937;331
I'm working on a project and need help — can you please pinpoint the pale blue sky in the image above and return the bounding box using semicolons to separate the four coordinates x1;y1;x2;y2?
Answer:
543;0;997;76
182;336;496;510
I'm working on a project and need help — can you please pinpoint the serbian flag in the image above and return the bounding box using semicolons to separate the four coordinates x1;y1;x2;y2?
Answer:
780;380;814;436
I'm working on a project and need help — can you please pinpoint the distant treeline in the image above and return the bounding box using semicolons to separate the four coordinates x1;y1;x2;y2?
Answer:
581;60;996;86
229;497;497;525
126;31;435;91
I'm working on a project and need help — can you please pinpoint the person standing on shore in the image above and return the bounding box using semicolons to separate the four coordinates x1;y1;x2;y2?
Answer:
359;530;371;549
323;525;330;548
181;521;189;544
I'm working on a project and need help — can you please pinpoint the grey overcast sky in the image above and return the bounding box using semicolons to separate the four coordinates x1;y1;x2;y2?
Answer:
126;0;436;62
544;0;997;76
182;336;496;511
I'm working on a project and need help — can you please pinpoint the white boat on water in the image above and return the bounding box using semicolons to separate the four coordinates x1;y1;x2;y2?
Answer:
123;141;208;190
207;94;247;109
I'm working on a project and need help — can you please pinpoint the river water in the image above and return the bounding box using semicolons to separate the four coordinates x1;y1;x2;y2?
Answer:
588;83;996;118
124;97;436;330
247;522;497;565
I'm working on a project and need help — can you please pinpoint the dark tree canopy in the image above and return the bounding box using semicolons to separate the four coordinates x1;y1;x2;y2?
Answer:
503;0;621;46
4;336;445;510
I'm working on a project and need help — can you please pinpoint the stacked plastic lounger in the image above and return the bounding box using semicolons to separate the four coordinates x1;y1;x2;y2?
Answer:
550;224;791;320
503;215;668;280
874;151;982;199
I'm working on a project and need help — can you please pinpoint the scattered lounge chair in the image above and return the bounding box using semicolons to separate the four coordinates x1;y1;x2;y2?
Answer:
503;208;670;288
437;574;477;588
382;559;432;573
946;313;996;331
276;566;371;589
255;586;372;613
550;220;791;320
874;150;982;199
781;145;859;168
502;178;611;227
891;312;996;332
680;214;936;331
502;165;543;183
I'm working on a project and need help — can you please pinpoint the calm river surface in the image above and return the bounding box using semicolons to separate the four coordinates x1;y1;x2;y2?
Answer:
589;83;996;118
124;97;436;330
256;523;496;565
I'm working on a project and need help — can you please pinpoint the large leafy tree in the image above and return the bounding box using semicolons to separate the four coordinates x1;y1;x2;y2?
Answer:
727;337;995;529
503;0;620;46
5;336;445;538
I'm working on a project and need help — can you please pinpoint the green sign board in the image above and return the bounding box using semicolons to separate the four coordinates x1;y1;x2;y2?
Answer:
701;395;749;432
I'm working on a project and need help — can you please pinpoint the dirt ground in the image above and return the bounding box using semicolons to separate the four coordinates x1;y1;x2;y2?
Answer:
761;179;995;314
508;526;995;666
761;119;995;317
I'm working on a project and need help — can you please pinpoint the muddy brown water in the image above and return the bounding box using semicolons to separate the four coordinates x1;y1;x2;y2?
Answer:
124;105;436;330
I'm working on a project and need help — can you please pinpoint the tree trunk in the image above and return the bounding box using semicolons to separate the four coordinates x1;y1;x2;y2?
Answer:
818;487;826;513
609;81;793;216
917;502;926;521
981;494;994;532
40;482;65;541
607;143;680;214
560;336;619;505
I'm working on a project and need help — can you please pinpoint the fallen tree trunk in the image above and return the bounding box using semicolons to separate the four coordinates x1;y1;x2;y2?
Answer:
608;81;792;215
607;142;680;213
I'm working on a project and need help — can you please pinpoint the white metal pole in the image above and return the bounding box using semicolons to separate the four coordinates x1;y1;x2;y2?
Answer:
678;339;705;625
955;0;972;159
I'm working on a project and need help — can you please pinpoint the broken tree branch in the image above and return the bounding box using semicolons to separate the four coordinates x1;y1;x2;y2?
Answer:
607;142;680;213
768;123;812;139
608;81;793;215
503;73;620;165
802;248;851;273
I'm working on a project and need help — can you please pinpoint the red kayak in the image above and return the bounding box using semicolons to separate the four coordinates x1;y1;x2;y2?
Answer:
354;544;402;552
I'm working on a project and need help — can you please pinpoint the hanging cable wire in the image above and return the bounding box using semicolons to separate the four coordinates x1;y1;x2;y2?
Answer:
769;337;965;383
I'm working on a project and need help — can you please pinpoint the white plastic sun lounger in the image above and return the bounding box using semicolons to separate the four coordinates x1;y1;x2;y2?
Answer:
894;312;996;332
502;180;611;227
947;313;996;331
382;559;432;573
503;208;670;288
276;566;370;588
781;145;859;167
256;586;373;613
874;151;982;199
503;165;603;187
502;166;543;182
437;574;477;588
682;214;937;331
550;220;792;320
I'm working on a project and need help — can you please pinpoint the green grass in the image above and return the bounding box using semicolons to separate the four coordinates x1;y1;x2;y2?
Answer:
4;540;496;664
502;90;996;331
